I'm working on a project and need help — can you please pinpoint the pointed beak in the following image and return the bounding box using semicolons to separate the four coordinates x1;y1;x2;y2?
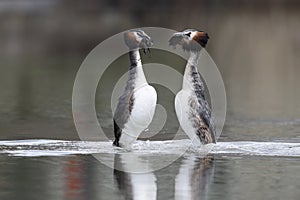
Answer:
141;35;153;55
169;32;186;48
144;36;153;48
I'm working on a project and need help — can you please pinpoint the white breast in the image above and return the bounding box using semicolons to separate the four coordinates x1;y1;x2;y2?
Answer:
119;85;157;147
175;89;202;146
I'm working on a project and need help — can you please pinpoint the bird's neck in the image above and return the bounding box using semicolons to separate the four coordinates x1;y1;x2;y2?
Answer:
182;51;201;90
129;49;148;89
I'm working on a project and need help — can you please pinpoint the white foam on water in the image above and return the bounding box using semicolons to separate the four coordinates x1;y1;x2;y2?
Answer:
0;139;299;157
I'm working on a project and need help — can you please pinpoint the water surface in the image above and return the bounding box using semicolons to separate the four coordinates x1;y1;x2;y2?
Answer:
0;152;299;200
0;140;300;200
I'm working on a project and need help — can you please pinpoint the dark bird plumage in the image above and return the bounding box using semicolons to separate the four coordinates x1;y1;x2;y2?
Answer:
113;29;156;147
171;29;216;145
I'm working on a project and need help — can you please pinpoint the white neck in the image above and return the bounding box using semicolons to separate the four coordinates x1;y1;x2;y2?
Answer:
130;49;148;89
182;51;201;90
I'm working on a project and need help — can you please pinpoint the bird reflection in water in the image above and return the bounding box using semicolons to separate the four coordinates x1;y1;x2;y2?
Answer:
113;154;157;200
113;154;214;200
175;155;215;200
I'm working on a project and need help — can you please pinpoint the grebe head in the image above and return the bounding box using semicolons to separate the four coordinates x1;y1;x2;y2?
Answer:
169;29;209;52
124;29;153;53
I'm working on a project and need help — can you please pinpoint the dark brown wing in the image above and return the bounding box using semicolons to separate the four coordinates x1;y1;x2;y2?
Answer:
188;96;216;144
188;65;216;144
113;90;134;146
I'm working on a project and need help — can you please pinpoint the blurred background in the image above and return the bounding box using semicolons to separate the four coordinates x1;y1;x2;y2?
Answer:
0;0;299;141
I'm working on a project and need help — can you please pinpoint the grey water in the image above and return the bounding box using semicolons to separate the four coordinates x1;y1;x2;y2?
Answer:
0;154;300;200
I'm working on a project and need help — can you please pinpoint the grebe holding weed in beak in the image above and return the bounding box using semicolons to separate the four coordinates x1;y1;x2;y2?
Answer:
113;30;157;148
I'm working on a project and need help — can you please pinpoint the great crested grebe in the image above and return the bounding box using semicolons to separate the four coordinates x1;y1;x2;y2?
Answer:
169;29;216;145
113;29;157;147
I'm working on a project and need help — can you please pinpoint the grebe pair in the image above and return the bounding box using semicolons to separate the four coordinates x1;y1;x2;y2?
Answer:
113;29;216;148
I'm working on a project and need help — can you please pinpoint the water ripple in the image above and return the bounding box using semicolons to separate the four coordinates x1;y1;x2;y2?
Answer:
0;139;299;157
